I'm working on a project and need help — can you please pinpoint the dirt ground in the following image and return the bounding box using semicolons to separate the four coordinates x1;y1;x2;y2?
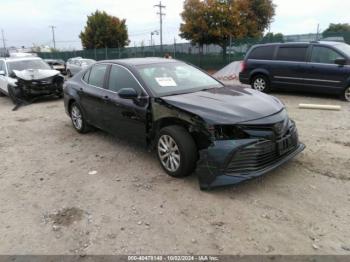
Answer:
0;90;349;255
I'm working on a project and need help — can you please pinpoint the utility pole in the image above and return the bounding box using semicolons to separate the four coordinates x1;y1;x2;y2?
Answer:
154;1;165;53
49;25;56;49
0;29;6;57
151;30;158;56
316;24;320;41
1;29;6;50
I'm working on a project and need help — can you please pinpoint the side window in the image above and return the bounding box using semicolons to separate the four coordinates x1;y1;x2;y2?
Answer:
311;46;344;64
88;64;108;88
276;46;308;62
248;46;275;60
108;65;141;94
82;69;91;82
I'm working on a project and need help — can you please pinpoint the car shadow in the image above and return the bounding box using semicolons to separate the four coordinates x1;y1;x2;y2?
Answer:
65;121;304;195
269;89;341;101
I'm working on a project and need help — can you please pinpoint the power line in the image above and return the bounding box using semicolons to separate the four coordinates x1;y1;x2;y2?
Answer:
154;1;166;53
49;25;56;49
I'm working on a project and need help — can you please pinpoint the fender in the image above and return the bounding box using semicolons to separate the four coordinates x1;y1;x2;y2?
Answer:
149;98;209;149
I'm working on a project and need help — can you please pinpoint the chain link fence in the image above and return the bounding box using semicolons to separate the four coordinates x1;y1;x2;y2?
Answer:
37;32;350;70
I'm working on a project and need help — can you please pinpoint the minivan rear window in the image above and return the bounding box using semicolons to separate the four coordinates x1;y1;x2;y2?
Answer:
248;46;276;60
276;46;308;62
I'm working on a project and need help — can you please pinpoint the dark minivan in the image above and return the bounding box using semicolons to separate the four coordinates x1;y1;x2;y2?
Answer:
239;41;350;101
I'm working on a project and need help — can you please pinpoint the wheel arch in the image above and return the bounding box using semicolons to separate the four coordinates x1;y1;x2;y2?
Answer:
344;76;350;89
150;117;211;151
249;69;271;84
67;98;77;112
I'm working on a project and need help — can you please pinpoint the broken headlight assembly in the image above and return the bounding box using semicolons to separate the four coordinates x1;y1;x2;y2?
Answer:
209;125;249;140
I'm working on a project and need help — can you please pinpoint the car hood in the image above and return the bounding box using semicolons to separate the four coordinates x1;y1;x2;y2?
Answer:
13;69;60;81
160;86;284;125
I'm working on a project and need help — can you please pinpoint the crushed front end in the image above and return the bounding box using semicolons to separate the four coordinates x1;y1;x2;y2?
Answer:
197;110;305;189
15;77;63;96
9;69;64;110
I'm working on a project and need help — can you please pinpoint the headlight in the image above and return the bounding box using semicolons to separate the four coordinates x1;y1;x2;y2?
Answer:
8;78;18;87
211;125;249;140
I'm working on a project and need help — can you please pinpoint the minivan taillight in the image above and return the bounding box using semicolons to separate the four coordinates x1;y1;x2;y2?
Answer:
240;61;247;73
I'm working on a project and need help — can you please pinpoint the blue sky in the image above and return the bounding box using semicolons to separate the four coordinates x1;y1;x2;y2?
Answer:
0;0;349;50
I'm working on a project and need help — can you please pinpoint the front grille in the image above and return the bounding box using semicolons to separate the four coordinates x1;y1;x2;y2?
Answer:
225;128;298;174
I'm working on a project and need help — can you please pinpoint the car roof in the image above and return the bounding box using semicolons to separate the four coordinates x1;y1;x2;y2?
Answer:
100;57;179;66
254;41;343;48
1;57;42;62
44;59;61;61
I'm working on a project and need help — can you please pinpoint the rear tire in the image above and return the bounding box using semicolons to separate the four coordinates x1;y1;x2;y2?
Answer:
342;86;350;102
157;125;197;178
0;91;5;97
69;102;91;134
251;75;271;93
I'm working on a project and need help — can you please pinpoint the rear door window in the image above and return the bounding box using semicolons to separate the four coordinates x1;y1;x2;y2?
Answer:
311;46;344;64
248;46;276;60
276;46;308;62
88;64;108;88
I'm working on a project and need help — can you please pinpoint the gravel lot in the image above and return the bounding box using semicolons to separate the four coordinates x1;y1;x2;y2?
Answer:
0;91;349;255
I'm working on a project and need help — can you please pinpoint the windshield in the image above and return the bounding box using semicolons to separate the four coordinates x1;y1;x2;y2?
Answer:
7;59;51;75
136;62;223;96
335;43;350;57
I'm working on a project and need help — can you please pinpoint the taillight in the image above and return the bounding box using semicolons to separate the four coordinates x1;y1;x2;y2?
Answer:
240;61;247;73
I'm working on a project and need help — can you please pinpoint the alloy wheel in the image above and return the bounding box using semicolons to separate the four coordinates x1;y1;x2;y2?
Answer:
254;78;266;91
345;87;350;102
158;135;181;172
71;105;83;130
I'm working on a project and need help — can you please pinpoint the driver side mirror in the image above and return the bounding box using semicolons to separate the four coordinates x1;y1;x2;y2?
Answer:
118;88;138;99
335;58;346;66
0;70;5;76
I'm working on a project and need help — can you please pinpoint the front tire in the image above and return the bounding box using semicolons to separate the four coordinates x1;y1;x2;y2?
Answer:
67;70;72;78
69;102;91;133
342;86;350;102
8;85;23;105
157;126;197;178
251;75;271;92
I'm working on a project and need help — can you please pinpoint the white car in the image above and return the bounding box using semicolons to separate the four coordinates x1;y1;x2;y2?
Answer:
0;56;64;104
66;57;95;77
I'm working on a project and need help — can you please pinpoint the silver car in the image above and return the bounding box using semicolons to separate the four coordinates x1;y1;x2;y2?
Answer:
66;57;95;77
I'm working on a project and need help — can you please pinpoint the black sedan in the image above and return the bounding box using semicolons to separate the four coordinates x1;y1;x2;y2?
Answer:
63;58;305;190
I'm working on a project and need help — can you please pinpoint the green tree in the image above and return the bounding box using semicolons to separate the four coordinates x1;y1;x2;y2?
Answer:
180;0;275;60
323;23;350;44
80;10;129;49
179;0;209;53
323;23;350;33
261;32;284;43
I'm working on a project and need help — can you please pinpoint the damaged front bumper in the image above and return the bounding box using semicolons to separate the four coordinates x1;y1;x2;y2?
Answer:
17;79;63;96
8;73;64;110
196;128;305;190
